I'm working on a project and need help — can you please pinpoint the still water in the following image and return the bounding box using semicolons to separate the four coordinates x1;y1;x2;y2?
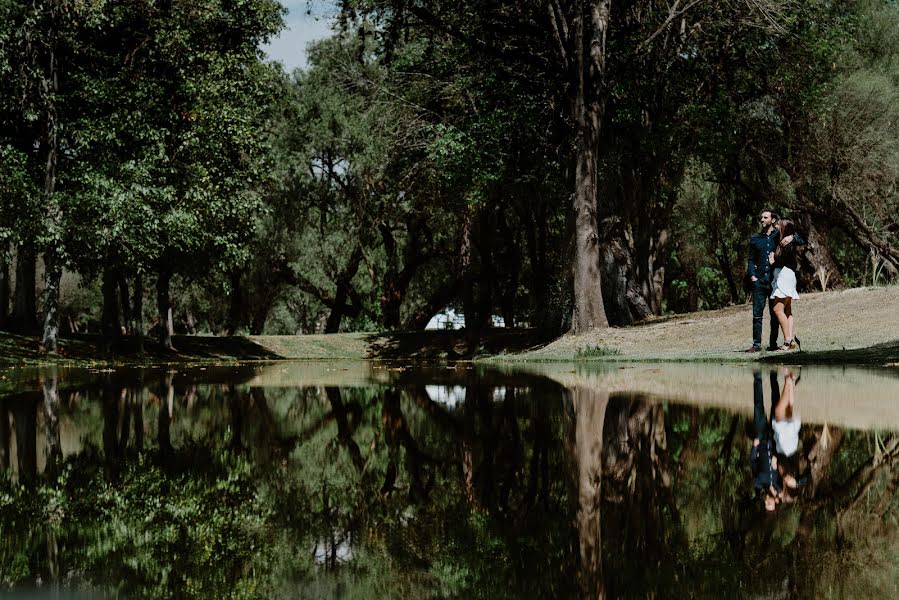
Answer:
1;361;898;599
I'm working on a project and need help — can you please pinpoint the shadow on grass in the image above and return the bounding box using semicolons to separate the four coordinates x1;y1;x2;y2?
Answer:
362;328;553;359
760;339;899;365
0;331;282;365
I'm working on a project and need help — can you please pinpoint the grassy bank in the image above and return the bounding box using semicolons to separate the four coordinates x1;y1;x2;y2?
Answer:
512;285;899;364
1;286;897;366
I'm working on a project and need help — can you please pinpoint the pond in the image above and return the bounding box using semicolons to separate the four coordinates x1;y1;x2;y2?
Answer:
1;361;898;599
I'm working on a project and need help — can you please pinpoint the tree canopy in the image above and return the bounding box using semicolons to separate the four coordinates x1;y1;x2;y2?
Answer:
1;0;898;345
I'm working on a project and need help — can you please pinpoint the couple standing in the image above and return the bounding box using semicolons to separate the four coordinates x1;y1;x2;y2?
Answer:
745;208;805;353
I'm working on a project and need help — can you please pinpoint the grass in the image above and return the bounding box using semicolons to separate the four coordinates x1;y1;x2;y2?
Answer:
1;286;898;367
575;345;621;359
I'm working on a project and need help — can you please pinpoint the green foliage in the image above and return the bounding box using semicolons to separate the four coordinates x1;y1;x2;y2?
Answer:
575;345;622;359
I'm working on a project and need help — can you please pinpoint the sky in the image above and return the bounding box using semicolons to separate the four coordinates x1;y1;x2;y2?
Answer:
260;1;337;73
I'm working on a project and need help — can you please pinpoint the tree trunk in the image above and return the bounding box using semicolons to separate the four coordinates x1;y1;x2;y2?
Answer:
796;213;843;290
570;2;611;333
41;258;62;352
599;218;653;325
40;23;61;353
133;273;144;354
524;203;556;332
118;275;132;335
12;246;38;332
379;223;403;330
571;386;608;599
101;267;120;352
497;210;521;328
460;207;477;331
324;244;364;333
226;269;243;336
156;269;175;351
0;251;9;330
477;210;495;329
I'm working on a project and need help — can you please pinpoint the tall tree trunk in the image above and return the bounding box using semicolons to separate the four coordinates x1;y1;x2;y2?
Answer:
41;258;62;352
570;2;611;333
379;223;403;330
13;246;38;332
0;251;9;330
101;267;120;352
118;275;132;335
133;273;144;354
461;207;477;331
571;386;609;599
476;209;494;329
156;269;175;351
497;209;521;328
40;19;61;353
226;269;243;336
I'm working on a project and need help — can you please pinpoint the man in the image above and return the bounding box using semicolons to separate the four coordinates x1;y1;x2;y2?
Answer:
745;209;804;352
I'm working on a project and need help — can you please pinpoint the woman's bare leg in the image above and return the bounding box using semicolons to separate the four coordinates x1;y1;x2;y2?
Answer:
772;299;790;343
783;298;793;341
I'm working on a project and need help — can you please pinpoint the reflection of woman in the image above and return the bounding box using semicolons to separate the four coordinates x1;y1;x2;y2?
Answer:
773;368;802;499
768;219;802;351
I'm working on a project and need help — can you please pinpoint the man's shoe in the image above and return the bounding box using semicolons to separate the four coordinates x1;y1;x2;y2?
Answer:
767;344;780;351
744;346;762;353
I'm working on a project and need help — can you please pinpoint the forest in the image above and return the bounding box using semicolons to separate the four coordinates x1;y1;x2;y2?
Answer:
1;0;898;352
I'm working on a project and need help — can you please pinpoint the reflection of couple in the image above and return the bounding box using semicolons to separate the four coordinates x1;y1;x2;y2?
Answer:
751;368;802;511
746;209;805;352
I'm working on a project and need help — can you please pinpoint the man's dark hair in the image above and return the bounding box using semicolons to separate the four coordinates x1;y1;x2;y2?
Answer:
760;208;778;220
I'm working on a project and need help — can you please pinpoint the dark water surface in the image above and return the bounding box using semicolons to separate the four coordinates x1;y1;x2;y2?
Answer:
1;361;898;599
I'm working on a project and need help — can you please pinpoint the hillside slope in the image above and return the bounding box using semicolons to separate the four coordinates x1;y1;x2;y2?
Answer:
521;286;899;362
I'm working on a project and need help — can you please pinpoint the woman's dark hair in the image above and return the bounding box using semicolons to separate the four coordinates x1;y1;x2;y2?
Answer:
773;218;796;263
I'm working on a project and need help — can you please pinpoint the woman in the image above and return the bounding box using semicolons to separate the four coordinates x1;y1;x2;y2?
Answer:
768;219;801;351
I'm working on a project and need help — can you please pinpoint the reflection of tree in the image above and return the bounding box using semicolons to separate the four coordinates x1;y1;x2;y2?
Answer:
156;372;174;460
11;392;38;485
569;387;608;600
381;388;436;501
805;423;844;498
603;397;681;564
41;367;62;479
0;396;10;470
325;387;365;472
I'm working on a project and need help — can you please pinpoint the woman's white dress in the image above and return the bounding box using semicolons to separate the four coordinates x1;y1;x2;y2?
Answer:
770;266;800;300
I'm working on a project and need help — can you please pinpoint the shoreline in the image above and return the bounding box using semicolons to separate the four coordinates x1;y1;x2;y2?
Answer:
1;285;897;368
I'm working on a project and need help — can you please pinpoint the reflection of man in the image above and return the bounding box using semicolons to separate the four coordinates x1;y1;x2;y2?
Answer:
745;209;804;352
751;371;782;511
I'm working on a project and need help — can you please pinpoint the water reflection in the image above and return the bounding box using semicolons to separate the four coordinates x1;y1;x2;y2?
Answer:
0;362;897;598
